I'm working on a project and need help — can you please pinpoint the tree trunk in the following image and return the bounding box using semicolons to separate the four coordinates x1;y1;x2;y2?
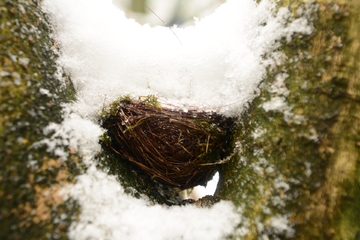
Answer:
217;0;360;239
0;1;80;239
1;0;359;239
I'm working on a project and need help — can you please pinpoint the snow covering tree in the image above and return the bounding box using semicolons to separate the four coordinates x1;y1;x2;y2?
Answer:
0;0;359;239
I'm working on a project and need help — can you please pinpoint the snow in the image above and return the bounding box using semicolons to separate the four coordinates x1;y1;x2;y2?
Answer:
40;0;313;239
42;0;311;117
65;167;240;240
186;172;219;200
270;215;295;237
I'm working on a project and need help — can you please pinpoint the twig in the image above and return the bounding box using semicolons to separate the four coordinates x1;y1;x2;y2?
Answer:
136;0;183;46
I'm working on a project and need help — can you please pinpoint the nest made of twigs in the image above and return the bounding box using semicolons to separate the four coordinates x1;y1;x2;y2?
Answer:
101;96;234;189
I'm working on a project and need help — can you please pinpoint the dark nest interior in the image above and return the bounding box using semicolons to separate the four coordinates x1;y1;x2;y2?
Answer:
101;96;235;190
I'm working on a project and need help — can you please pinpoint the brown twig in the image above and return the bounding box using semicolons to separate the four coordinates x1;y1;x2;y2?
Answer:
102;98;234;189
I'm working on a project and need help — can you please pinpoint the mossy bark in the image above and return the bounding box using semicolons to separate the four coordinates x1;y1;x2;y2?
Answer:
217;0;360;239
0;1;80;239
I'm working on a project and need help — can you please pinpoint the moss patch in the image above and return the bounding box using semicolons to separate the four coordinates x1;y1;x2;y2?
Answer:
0;1;82;239
218;1;360;239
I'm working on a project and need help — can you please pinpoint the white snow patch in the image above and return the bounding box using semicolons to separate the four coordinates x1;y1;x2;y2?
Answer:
307;127;319;142
39;88;52;97
42;0;312;117
64;166;241;240
304;162;312;176
187;172;219;200
266;166;275;174
35;108;102;161
261;95;306;124
270;215;295;237
269;73;290;96
262;96;288;112
274;175;290;192
252;127;267;139
19;57;30;66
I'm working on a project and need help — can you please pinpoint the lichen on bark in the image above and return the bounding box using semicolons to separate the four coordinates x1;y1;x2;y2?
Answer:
0;0;80;239
217;0;360;239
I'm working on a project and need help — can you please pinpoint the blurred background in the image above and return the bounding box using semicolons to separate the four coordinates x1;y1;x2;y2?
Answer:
113;0;226;27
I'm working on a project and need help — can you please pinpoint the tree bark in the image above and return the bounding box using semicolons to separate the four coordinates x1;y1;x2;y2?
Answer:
0;1;80;239
217;0;360;239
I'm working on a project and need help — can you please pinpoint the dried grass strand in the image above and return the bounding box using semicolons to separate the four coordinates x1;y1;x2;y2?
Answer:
103;99;234;189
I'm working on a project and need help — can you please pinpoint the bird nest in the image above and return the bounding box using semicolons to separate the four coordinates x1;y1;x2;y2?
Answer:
100;95;235;189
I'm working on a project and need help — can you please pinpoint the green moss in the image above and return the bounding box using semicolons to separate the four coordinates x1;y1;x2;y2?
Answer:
99;132;112;145
338;169;360;239
124;119;146;132
0;1;82;239
99;95;162;119
140;94;162;109
218;1;360;239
